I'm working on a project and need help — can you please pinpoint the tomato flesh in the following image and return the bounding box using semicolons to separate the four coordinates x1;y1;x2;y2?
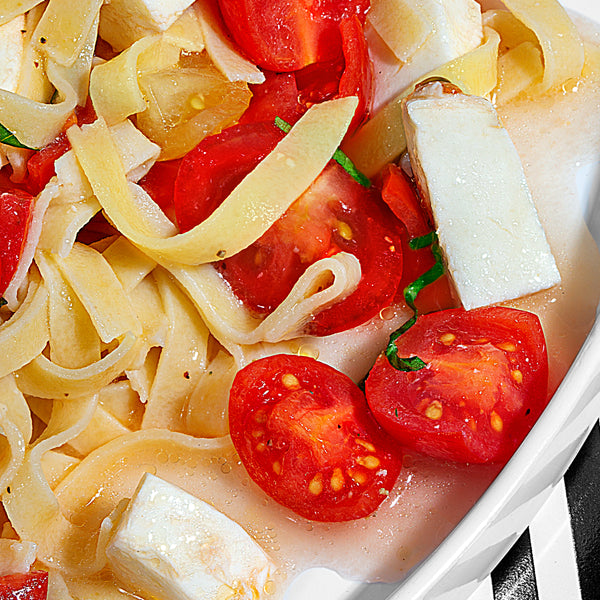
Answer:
0;571;48;600
217;0;370;71
229;354;402;521
365;307;549;464
0;190;35;296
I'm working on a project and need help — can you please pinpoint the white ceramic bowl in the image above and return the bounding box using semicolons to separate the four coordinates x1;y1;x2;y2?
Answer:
285;1;600;598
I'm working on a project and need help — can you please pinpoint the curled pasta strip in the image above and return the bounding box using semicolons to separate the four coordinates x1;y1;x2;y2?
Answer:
2;394;99;573
170;252;362;347
33;0;103;68
344;27;501;177
67;97;360;265
0;0;45;25
0;375;32;493
90;36;158;126
140;269;210;431
501;0;584;92
14;332;142;399
0;61;77;149
0;278;49;380
35;251;101;369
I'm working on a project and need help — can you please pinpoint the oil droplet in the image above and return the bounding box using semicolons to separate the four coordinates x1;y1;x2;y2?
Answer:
157;450;169;464
379;306;395;321
220;462;232;474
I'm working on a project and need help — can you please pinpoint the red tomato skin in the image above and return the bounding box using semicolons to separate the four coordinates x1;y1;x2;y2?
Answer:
138;158;181;224
229;354;402;522
217;0;370;71
240;71;306;126
0;190;35;295
173;122;285;233
0;571;48;600
365;307;549;464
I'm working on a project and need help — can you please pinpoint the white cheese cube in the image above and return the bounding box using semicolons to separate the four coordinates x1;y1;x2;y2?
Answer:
105;473;275;600
368;0;483;111
0;15;25;93
99;0;197;51
402;81;561;309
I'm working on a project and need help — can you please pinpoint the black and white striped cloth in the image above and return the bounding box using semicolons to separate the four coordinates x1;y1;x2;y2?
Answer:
468;422;600;600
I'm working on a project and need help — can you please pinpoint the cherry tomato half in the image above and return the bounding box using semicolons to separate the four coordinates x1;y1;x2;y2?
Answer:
229;354;402;521
365;307;549;464
0;571;48;600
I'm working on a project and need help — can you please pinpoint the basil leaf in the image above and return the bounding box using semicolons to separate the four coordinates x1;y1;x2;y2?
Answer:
0;298;7;308
385;232;445;372
274;116;371;188
0;123;34;150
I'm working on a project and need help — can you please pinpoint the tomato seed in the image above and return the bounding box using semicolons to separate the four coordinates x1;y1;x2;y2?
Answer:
330;468;345;492
511;369;523;384
439;333;456;345
497;341;517;352
425;400;443;420
490;411;504;432
358;456;381;470
337;220;353;240
309;474;323;495
282;373;301;390
272;461;282;475
349;470;367;485
356;438;376;453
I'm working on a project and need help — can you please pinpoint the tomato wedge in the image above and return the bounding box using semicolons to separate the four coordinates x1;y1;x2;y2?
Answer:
229;354;402;521
217;0;370;71
365;307;549;464
0;571;48;600
0;189;35;296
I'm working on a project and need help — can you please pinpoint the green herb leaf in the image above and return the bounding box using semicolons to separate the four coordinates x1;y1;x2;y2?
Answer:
0;123;34;150
274;116;371;188
0;297;7;308
385;232;445;372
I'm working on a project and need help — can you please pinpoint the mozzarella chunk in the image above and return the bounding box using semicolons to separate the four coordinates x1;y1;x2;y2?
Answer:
105;473;275;600
402;82;560;310
368;0;482;110
99;0;196;51
0;539;37;576
0;15;24;93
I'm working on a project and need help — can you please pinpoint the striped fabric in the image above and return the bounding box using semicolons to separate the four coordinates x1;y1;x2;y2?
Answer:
468;423;600;600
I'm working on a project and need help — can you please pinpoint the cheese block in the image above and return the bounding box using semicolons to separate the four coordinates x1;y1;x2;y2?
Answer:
402;81;561;309
105;473;275;600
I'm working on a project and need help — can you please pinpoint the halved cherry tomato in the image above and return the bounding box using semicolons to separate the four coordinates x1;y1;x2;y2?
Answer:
0;189;35;296
174;122;404;335
217;0;370;71
138;158;181;224
0;571;48;600
365;307;549;464
229;354;402;521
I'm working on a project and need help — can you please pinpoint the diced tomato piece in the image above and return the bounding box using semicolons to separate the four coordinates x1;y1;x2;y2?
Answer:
0;571;48;600
217;0;370;71
380;164;431;239
0;189;35;296
229;354;402;521
365;307;549;464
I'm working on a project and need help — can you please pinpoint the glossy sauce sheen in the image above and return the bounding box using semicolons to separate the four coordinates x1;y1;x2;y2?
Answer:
64;18;600;600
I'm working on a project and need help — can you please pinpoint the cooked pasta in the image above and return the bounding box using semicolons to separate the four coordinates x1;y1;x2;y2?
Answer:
0;1;599;599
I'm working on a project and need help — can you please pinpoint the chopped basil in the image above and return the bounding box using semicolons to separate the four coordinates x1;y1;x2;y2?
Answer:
0;297;6;308
274;116;371;188
385;232;445;372
0;123;34;150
